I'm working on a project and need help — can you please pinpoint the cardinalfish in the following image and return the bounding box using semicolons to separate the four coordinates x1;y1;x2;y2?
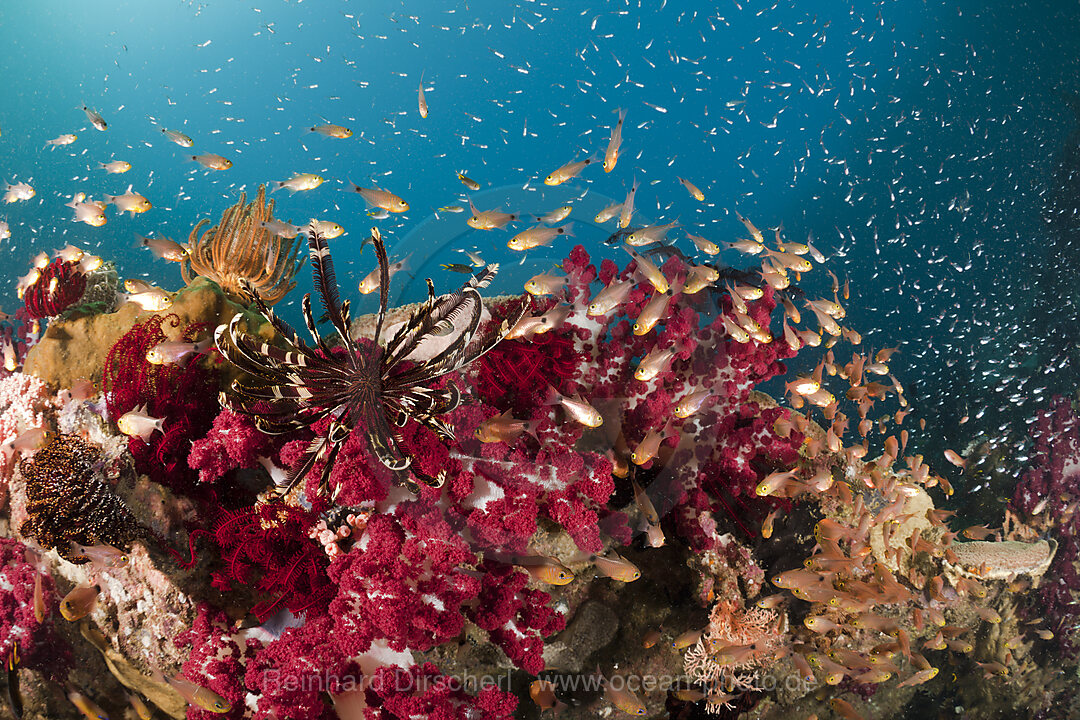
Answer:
546;386;602;427
619;178;640;228
190;153;232;170
632;479;660;526
67;687;108;720
309;123;352;138
45;133;78;148
161;128;194;147
3;181;34;203
677;177;705;201
152;670;232;714
417;71;429;118
60;582;100;621
346;181;409;212
98;160;131;174
673;389;711;418
25;549;48;623
309;220;345;239
595;202;623;223
82;104;107;131
631;419;674;465
146;338;213;366
635;344;683;381
600;671;646;715
511;556;574;585
633;281;681;336
524;272;568;296
604;108;627;173
273;173;324;194
534;206;571;225
590;551;641;582
508;223;574;251
687;233;720;255
545;157;595;186
623;246;669;294
66;193;108;227
106;184;151;214
128;693;152;720
357;255;410;294
117;405;166;441
474;409;539;444
755;469;801;497
138;234;187;261
467;199;519;230
588;277;634;317
259;219;301;238
625;220;679;247
119;287;172;311
69;542;129;572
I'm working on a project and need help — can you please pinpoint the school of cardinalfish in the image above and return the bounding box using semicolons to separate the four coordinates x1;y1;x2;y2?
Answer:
439;111;1050;715
1;71;1052;720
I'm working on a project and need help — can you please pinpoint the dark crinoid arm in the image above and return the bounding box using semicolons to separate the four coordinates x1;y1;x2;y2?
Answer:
217;223;527;498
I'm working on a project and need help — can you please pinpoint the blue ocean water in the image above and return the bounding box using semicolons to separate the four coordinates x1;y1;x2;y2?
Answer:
2;0;1079;492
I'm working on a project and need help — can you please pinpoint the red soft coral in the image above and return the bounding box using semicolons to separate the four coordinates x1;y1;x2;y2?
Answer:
364;662;517;720
327;512;480;656
174;604;248;719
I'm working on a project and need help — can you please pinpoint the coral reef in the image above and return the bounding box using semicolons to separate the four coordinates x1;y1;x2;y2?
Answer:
0;224;1067;720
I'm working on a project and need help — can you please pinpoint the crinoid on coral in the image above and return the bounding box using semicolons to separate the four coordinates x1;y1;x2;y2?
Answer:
17;434;150;562
22;257;88;319
206;501;333;621
181;184;304;305
102;313;219;493
216;225;529;495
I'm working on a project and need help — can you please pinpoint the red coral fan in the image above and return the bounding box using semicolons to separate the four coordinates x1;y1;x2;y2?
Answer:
246;614;355;720
326;511;480;656
174;604;248;719
102;314;219;493
465;561;565;675
1011;396;1080;653
208;501;332;621
0;539;70;678
474;329;582;416
23;258;87;319
364;662;517;720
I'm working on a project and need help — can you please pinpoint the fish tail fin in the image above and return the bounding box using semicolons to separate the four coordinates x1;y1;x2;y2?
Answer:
543;384;564;406
523;418;542;442
559;222;575;237
270;181;284;193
